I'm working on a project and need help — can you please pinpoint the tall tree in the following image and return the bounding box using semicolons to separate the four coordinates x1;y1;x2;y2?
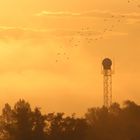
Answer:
13;99;34;140
0;103;15;140
32;107;47;140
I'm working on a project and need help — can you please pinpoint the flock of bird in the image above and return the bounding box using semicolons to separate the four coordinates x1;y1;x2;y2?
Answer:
55;0;140;63
128;0;140;8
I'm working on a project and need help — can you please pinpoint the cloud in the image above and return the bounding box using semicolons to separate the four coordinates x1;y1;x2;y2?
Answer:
0;26;50;41
35;10;114;18
0;25;128;43
35;10;113;18
104;31;128;37
0;26;79;42
122;12;140;19
0;26;81;40
36;11;80;16
126;19;140;24
35;10;140;19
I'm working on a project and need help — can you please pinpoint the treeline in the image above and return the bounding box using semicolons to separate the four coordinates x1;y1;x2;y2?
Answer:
0;100;140;140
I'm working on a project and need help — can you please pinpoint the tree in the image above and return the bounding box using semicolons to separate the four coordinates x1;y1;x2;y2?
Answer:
0;103;15;140
1;99;140;140
32;107;47;140
13;99;34;140
46;113;64;140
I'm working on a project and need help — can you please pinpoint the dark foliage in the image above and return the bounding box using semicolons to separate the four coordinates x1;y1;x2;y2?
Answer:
0;99;140;140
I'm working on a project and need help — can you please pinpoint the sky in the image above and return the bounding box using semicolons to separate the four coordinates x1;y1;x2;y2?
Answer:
0;0;140;116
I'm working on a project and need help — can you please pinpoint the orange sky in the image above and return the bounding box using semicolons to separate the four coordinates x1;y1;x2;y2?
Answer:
0;0;140;116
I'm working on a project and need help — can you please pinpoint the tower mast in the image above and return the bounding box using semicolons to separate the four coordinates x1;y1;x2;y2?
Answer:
102;58;113;108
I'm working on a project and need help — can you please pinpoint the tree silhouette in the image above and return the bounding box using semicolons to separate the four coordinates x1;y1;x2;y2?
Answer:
0;103;14;140
32;107;47;140
0;99;140;140
13;99;33;140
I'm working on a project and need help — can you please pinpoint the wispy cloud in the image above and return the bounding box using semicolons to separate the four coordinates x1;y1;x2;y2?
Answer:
0;25;128;42
36;11;80;16
0;26;56;41
104;31;128;38
35;10;140;19
35;10;113;17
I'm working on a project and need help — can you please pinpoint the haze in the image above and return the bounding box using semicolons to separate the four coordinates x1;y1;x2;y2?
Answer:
0;0;140;115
